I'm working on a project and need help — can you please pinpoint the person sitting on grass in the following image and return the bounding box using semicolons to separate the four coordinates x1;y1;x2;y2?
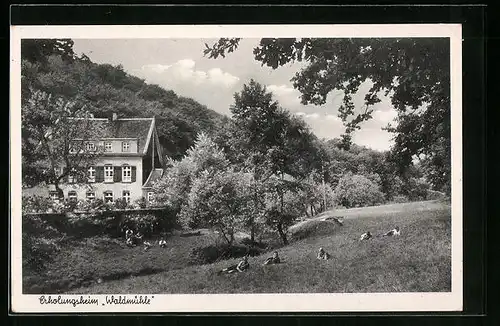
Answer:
143;241;153;251
218;255;250;275
158;239;167;248
130;231;143;245
360;231;373;241
382;226;401;237
126;236;135;247
317;247;331;260
125;228;134;241
263;251;281;265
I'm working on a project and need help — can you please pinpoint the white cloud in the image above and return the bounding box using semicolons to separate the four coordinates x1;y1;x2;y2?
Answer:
207;68;240;87
294;112;322;120
267;84;296;96
138;59;240;88
325;114;341;122
372;109;397;123
141;64;172;73
267;84;302;107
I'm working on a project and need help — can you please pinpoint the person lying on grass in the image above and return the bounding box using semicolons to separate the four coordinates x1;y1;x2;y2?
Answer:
382;226;401;237
218;255;250;274
360;231;373;241
158;239;167;248
263;251;281;265
317;247;331;260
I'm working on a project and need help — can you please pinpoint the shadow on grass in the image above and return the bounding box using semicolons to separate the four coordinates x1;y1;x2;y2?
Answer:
24;266;166;294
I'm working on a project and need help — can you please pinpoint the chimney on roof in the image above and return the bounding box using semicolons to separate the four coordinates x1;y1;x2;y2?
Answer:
111;112;118;121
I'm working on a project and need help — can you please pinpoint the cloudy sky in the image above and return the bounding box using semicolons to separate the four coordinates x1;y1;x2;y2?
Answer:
73;38;397;151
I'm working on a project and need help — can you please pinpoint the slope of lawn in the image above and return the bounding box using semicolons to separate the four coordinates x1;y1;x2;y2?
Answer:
23;230;218;293
66;200;451;294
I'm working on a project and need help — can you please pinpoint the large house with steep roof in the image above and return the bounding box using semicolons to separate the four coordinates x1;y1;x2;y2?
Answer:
29;114;165;204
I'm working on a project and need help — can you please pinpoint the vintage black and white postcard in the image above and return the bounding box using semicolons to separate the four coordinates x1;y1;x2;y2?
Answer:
10;24;463;313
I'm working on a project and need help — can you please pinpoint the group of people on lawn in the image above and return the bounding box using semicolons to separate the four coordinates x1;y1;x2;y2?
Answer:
123;224;401;274
124;227;166;251
219;226;401;274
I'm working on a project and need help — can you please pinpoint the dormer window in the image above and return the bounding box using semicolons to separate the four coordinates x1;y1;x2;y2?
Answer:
122;142;130;152
86;142;96;151
104;142;112;152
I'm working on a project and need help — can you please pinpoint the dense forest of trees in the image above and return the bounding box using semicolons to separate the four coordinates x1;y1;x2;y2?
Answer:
21;39;448;245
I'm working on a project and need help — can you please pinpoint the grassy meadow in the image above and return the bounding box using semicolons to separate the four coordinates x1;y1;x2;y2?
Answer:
50;200;452;294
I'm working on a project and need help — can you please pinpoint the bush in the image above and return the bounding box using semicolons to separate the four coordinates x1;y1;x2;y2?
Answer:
134;197;147;209
22;233;60;274
22;195;55;213
402;177;430;201
334;173;385;208
189;243;264;265
113;198;129;210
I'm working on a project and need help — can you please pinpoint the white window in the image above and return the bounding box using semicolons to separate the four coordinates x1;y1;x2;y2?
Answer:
104;165;113;182
122;142;130;152
104;142;112;152
147;192;154;203
86;191;95;201
122;165;132;182
49;191;58;200
122;190;131;203
67;167;77;183
88;166;96;182
86;142;96;151
104;191;113;203
68;191;77;202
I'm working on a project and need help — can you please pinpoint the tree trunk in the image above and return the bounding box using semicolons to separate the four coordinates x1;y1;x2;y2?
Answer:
250;224;255;243
54;182;64;200
276;223;288;245
219;225;232;246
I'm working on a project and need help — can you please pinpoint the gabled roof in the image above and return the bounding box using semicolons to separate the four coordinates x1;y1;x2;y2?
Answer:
76;118;154;154
143;168;164;188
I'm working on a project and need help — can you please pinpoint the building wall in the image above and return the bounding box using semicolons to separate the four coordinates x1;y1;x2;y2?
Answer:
58;156;144;202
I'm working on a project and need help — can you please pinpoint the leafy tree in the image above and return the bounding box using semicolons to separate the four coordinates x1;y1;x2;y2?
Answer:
152;132;230;214
21;39;77;64
179;169;253;246
22;90;104;198
334;173;385;208
296;170;335;217
229;79;323;179
204;38;451;194
261;175;302;245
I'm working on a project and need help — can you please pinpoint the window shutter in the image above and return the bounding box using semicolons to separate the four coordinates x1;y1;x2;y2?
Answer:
114;166;122;182
131;166;137;182
96;166;104;182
